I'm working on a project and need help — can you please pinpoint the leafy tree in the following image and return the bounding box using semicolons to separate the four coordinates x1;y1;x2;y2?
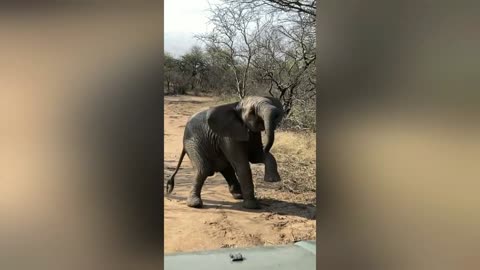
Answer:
164;52;180;94
180;46;208;94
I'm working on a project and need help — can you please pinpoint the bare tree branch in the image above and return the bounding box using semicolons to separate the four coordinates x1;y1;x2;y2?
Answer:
225;0;316;19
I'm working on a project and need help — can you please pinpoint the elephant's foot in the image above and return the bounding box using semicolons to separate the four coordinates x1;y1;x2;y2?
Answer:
229;186;243;200
242;198;261;209
186;195;203;208
230;192;243;200
264;170;281;182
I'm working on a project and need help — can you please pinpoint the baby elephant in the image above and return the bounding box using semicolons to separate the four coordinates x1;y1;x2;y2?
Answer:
166;96;284;209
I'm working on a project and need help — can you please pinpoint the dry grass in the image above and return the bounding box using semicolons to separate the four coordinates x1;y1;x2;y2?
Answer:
273;131;316;193
216;94;241;104
274;131;316;161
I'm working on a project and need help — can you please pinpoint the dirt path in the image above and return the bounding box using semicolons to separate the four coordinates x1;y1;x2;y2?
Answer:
164;95;316;254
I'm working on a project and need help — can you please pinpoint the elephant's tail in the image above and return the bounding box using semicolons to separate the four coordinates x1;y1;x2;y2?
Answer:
166;148;186;194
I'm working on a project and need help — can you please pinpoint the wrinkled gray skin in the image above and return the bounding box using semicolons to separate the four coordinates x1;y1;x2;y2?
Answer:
166;96;284;209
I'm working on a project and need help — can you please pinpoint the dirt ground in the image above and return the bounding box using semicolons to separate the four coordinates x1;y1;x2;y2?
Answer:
164;95;316;254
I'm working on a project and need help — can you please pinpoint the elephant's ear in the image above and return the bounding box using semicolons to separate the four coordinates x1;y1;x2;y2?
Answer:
206;103;249;141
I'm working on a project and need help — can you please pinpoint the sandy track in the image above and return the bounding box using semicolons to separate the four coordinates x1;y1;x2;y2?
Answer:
164;95;316;254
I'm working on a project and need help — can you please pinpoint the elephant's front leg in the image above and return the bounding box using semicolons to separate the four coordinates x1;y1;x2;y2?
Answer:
223;141;260;209
234;163;260;209
264;152;281;182
247;132;281;183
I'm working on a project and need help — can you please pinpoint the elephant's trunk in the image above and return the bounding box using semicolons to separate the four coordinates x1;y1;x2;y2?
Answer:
261;106;281;153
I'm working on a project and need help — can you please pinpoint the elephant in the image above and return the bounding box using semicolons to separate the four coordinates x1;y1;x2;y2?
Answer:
165;96;284;209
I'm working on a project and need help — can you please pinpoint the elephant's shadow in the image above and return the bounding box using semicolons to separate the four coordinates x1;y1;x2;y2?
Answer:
167;194;316;220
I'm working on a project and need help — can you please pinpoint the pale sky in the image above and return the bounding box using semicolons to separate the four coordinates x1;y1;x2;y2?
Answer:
165;0;218;56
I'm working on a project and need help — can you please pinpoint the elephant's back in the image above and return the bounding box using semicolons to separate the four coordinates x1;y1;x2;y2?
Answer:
183;110;219;147
183;110;223;168
184;110;208;138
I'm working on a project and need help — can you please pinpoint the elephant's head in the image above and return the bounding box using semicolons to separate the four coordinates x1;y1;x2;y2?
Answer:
206;96;284;153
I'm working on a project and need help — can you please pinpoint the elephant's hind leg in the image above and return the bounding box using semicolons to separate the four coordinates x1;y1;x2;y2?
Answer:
186;171;208;208
220;165;243;200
